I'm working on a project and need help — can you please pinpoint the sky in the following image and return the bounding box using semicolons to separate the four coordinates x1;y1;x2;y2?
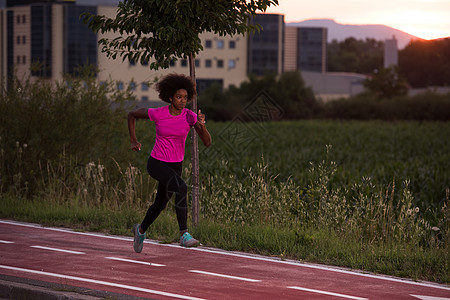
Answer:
264;0;450;40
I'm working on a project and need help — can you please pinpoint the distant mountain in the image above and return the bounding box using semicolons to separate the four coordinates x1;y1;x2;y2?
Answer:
287;19;422;49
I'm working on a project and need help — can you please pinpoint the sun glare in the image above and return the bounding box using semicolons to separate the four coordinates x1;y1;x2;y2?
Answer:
398;27;447;40
264;0;450;40
383;11;449;40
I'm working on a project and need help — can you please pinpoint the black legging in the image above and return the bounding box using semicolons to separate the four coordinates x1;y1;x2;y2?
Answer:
140;156;188;232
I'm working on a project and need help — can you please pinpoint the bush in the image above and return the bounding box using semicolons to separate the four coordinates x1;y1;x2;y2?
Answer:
197;72;449;121
0;68;136;196
198;72;318;121
322;92;450;121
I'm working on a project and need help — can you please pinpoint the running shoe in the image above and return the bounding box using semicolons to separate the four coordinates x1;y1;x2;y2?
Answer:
180;232;200;247
132;224;145;253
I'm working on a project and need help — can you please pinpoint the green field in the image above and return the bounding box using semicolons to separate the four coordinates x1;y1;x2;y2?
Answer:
1;120;449;283
194;120;449;212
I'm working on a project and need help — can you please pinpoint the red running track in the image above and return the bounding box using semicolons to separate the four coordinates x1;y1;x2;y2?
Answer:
0;220;449;300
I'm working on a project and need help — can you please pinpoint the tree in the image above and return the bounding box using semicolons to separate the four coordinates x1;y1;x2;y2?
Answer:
81;0;278;225
363;66;408;99
399;38;450;88
327;37;384;74
198;72;317;120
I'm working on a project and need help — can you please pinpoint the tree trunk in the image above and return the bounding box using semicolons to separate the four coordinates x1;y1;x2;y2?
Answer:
189;53;199;226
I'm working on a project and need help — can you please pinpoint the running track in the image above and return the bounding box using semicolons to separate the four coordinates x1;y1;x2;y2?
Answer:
0;220;449;300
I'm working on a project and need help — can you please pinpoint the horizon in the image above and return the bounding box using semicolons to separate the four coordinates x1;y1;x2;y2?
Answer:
71;0;450;41
285;18;446;41
265;0;450;41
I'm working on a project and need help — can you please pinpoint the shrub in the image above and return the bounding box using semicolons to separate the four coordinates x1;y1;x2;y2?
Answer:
0;68;136;196
322;91;450;121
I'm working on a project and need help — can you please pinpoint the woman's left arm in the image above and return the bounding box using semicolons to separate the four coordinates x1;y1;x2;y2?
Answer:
194;109;212;147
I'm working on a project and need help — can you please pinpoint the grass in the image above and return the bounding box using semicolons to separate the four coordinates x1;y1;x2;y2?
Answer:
1;196;448;284
1;120;449;284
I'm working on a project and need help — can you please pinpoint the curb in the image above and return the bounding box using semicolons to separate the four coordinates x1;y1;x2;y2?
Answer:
0;279;101;300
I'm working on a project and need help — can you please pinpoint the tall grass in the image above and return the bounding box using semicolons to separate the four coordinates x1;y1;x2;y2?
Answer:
198;146;447;247
1;142;448;282
1;75;448;283
195;120;449;216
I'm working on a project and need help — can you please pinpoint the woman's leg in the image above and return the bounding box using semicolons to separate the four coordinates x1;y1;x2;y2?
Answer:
140;156;187;232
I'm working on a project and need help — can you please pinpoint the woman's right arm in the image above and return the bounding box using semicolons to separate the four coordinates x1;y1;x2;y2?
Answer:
127;108;149;151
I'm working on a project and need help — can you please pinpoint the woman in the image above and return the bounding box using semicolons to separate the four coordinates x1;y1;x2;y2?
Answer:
127;73;211;252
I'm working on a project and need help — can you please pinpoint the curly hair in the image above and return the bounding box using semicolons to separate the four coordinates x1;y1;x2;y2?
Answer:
155;73;196;103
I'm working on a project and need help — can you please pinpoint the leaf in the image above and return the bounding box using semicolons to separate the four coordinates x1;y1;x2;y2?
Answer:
83;0;279;70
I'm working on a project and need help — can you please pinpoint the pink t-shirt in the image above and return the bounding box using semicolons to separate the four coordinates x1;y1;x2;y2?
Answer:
148;106;197;162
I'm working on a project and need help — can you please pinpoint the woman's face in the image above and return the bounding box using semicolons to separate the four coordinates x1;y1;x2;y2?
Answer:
170;89;188;110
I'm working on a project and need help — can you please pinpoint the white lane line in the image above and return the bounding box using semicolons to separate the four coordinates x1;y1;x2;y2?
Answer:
411;295;450;300
0;240;14;244
0;265;206;300
105;257;165;267
288;286;368;300
189;270;261;282
30;246;85;255
187;248;450;292
2;220;449;292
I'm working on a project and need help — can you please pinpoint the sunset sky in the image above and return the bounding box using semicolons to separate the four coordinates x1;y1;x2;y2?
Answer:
264;0;450;40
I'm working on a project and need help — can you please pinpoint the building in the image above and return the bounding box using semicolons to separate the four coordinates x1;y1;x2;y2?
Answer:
284;24;365;101
1;0;364;103
96;6;248;103
384;36;398;68
301;71;367;102
1;1;248;104
247;13;284;76
284;26;327;73
1;0;97;91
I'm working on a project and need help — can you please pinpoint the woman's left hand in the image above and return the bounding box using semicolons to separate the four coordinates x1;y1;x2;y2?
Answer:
194;109;212;147
197;109;206;125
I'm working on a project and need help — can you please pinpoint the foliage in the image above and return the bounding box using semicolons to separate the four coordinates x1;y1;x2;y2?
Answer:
196;121;449;217
399;38;450;88
81;0;278;69
327;37;450;89
199;149;445;248
197;71;449;121
327;37;384;74
2;110;449;282
198;72;318;120
0;67;135;196
322;91;450;120
363;66;408;99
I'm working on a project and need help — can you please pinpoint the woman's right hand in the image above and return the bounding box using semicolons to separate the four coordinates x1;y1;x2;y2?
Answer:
131;140;142;151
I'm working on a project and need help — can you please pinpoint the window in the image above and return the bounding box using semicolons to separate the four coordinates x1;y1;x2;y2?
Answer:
141;82;149;91
217;59;224;68
63;5;97;76
217;40;224;49
195;59;200;68
205;40;212;48
17;56;20;64
117;81;124;91
129;58;136;66
17;15;20;24
169;60;176;67
228;59;236;69
22;36;26;44
181;59;188;67
22;15;26;24
22;56;26;64
205;59;212;68
129;81;136;91
141;96;149;101
229;41;236;49
17;36;20;44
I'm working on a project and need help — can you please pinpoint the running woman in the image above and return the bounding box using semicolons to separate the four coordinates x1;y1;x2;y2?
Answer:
127;73;212;252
